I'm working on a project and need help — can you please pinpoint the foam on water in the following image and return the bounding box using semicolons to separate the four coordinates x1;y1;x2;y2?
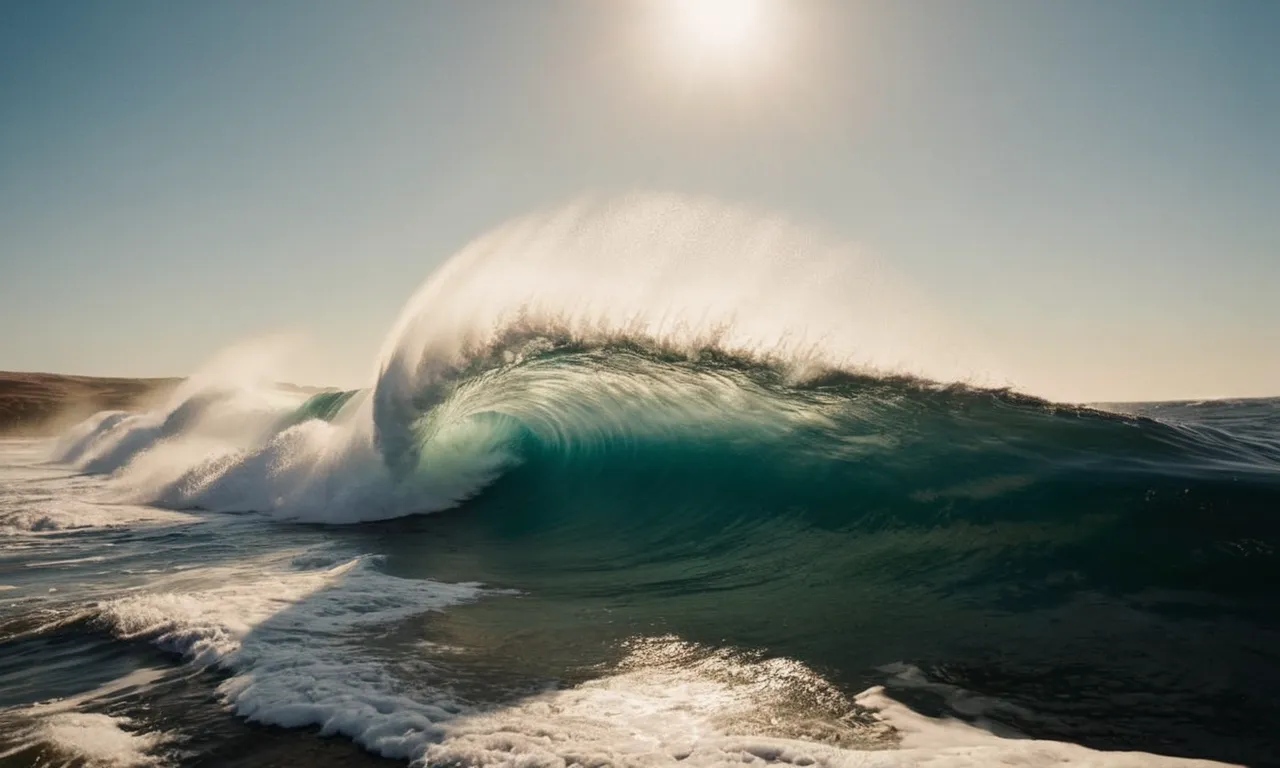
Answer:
0;668;173;767
85;552;489;759
421;637;1237;768
80;564;1240;768
0;441;194;536
0;500;192;535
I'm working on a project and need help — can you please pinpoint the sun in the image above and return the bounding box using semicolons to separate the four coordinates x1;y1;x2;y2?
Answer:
674;0;769;58
656;0;778;76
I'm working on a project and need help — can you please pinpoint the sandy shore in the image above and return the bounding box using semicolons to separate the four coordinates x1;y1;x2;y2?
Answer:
0;372;181;436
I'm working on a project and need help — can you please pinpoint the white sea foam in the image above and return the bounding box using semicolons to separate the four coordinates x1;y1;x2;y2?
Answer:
28;712;166;767
25;554;112;568
89;553;489;759
0;668;172;767
0;502;190;535
0;447;195;535
852;685;1232;767
421;638;1235;768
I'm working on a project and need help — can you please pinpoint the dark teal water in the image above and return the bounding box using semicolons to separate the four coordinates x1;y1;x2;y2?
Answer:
382;374;1280;763
2;347;1279;766
320;348;1280;763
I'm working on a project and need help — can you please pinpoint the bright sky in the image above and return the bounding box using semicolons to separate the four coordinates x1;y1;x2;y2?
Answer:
1;0;1277;402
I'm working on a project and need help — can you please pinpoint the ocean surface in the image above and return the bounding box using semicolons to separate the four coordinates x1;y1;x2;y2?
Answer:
3;199;1279;767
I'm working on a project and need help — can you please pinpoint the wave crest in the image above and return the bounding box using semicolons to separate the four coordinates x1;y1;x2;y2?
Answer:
49;195;1277;527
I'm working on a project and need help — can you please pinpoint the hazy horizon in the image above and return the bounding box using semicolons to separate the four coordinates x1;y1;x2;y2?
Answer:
2;1;1277;402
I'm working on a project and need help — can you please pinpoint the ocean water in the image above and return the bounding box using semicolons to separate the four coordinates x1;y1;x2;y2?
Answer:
2;198;1278;767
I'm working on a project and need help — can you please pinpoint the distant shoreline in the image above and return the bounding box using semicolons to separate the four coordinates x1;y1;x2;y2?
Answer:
0;371;181;436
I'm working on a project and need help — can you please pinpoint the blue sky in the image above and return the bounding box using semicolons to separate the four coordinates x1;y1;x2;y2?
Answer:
1;0;1277;401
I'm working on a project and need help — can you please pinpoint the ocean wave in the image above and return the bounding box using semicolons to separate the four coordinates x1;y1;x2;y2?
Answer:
47;195;1280;602
51;194;995;521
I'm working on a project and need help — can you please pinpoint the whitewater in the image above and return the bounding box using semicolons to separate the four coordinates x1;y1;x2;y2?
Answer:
3;196;1279;767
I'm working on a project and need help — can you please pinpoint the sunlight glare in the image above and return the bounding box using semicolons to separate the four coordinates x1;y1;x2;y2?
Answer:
679;0;768;57
660;0;777;76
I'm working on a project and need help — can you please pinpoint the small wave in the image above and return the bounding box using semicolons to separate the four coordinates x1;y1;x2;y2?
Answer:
0;668;173;767
24;555;110;568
